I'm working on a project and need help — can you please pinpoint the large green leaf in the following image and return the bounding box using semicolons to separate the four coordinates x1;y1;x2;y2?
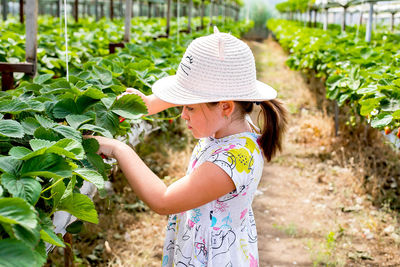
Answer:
34;114;57;129
93;65;113;85
0;198;37;229
110;93;148;119
65;114;93;129
0;156;21;175
371;114;393;128
20;153;72;179
82;87;107;99
12;223;41;248
360;98;381;116
40;228;65;247
52;98;78;119
0;120;24;138
1;174;41;205
58;193;99;224
33;74;53;84
21;117;40;135
0;239;38;267
53;125;82;141
51;177;66;210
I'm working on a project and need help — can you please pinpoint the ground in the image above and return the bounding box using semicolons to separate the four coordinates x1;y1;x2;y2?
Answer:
48;38;400;267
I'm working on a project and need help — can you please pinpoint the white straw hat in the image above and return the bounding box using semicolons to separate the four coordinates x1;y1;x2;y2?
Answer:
152;27;277;105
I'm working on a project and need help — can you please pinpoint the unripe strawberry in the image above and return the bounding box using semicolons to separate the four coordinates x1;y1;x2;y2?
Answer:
384;126;392;135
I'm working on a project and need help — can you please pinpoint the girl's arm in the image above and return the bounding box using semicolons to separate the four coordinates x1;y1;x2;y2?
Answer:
123;88;179;116
90;136;235;215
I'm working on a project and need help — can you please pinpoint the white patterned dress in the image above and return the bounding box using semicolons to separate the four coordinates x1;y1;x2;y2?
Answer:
161;132;264;267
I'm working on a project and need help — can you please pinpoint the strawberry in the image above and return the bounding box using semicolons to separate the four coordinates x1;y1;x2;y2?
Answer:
397;128;400;139
119;117;126;123
384;126;392;135
169;119;173;124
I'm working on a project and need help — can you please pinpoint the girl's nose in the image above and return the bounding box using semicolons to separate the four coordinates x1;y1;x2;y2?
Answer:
181;107;189;120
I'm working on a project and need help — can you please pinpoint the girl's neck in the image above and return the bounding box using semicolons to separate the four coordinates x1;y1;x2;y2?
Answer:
214;118;252;139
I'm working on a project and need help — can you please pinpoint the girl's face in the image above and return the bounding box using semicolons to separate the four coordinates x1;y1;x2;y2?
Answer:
181;103;226;139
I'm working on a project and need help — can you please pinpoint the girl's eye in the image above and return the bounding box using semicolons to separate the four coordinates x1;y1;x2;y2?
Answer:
186;106;194;111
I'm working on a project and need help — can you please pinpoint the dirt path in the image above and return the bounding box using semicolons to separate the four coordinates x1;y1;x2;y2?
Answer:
249;39;400;266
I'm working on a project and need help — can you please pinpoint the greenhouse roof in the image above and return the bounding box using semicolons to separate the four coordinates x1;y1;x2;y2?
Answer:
314;0;400;11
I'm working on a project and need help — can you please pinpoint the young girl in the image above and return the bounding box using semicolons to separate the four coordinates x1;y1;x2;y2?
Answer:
91;28;287;266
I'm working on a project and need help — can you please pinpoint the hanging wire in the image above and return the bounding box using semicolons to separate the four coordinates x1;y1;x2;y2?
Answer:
63;0;69;81
59;0;62;37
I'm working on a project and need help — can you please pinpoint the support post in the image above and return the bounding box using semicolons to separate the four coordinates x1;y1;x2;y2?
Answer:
95;0;99;20
2;0;7;21
110;0;114;20
26;0;38;76
187;0;192;33
391;12;395;32
74;0;78;22
209;0;214;26
341;6;347;31
56;0;60;18
19;0;24;23
200;0;204;29
323;7;328;30
365;2;373;43
166;0;171;36
148;1;152;18
124;0;132;42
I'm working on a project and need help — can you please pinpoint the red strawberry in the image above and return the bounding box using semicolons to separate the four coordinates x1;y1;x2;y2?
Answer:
169;119;173;124
101;154;106;159
119;117;126;123
384;126;392;135
397;128;400;139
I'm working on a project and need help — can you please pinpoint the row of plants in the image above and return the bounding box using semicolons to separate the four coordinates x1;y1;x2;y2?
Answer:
0;17;254;266
267;19;400;135
0;15;237;83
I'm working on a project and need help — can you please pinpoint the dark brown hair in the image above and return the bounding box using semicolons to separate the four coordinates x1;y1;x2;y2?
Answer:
235;100;288;162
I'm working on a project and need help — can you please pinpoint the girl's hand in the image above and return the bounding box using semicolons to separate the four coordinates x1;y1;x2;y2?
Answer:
84;135;123;158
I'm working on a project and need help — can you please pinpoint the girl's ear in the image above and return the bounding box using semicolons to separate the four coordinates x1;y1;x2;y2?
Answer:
219;101;235;117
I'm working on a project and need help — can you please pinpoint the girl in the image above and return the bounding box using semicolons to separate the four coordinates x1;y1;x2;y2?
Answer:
90;28;287;266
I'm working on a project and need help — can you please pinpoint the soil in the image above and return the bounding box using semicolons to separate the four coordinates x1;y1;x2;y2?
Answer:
47;38;400;267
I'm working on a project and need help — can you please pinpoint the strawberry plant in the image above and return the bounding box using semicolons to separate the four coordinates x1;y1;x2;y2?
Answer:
268;19;400;132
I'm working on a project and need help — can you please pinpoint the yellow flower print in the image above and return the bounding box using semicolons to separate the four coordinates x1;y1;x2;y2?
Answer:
239;137;260;154
227;148;254;173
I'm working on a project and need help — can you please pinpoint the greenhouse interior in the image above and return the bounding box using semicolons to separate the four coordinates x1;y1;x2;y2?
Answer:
0;0;399;266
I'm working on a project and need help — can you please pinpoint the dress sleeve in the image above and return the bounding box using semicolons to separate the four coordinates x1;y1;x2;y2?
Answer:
206;144;255;193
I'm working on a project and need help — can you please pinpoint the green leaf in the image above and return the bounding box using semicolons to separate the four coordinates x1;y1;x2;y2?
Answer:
51;178;66;210
0;239;38;267
21;117;40;136
101;96;116;110
33;74;53;84
66;220;83;234
9;147;32;158
111;94;147;119
0;156;21;175
82;87;107;99
392;109;400;119
53;98;78;119
371;114;393;128
82;138;99;154
0;198;37;228
360;98;380;116
0;99;30;114
0;120;24;138
30;139;55;151
33;127;60;141
53;125;82;141
66;114;93;129
58;193;99;224
34;114;57;129
79;124;113;138
73;168;105;192
20;154;72;179
93;65;113;85
40;228;65;247
12;223;41;248
1;174;41;205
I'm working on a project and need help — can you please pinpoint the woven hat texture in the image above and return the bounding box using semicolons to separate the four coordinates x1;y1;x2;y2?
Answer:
152;28;277;105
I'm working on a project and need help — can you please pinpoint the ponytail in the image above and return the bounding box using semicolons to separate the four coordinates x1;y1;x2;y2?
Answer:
257;100;288;162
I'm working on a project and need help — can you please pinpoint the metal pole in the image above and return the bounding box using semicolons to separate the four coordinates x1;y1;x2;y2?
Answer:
323;8;328;30
19;0;24;23
188;0;192;33
365;2;373;42
74;0;78;22
95;0;99;20
342;6;347;31
25;0;38;76
2;0;7;21
124;0;132;42
110;0;114;20
166;0;171;36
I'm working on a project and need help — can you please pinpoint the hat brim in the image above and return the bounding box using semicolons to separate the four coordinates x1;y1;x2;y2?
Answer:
152;75;277;105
